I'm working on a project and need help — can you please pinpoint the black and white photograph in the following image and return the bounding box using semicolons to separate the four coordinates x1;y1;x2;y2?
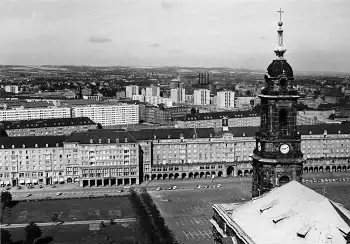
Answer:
0;0;350;243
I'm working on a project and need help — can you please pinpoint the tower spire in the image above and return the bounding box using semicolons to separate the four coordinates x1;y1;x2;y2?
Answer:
274;8;286;59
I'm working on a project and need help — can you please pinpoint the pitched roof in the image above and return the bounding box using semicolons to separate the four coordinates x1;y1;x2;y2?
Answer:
177;111;259;121
216;181;350;244
65;130;137;144
0;117;96;130
0;136;66;149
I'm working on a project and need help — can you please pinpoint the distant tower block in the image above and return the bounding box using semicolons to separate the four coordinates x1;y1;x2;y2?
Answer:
251;8;305;198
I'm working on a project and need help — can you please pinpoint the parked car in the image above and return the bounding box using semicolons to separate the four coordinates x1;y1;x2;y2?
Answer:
217;184;222;188
156;187;161;191
26;193;32;197
117;189;124;193
39;185;43;189
124;186;130;189
332;179;336;182
172;186;177;190
56;192;62;196
167;186;172;190
196;185;201;189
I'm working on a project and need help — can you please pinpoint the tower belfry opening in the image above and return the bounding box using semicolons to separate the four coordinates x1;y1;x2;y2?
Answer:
251;8;305;198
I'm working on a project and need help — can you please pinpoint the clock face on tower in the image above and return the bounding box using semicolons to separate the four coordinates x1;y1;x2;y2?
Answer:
280;144;290;154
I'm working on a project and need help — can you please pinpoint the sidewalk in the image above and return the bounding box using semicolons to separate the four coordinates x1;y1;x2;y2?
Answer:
0;218;137;229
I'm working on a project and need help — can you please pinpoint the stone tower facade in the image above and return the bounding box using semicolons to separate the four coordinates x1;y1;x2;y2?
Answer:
251;9;305;198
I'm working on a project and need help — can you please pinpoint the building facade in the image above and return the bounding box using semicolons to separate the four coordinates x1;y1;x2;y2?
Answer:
144;106;171;125
125;85;139;98
4;85;19;94
170;88;186;103
145;85;160;97
216;91;235;109
0;124;350;187
194;89;210;105
175;111;260;128
0;107;71;122
0;136;66;186
71;104;140;126
1;117;96;137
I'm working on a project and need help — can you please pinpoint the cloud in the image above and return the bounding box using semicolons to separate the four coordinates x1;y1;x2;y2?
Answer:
260;36;268;41
150;42;160;47
88;35;112;43
161;0;172;9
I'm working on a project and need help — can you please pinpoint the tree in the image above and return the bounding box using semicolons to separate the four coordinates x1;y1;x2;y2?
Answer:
96;123;103;129
1;229;12;244
1;191;12;208
25;221;42;244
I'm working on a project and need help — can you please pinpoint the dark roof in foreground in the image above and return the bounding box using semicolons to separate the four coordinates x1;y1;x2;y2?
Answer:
0;117;96;130
0;136;66;149
177;111;259;121
65;130;138;144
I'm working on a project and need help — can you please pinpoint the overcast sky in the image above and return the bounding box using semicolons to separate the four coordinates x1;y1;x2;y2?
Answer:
0;0;349;72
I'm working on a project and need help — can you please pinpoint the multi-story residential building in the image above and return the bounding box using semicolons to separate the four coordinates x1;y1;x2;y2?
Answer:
0;124;350;187
0;136;66;186
194;89;210;105
65;130;141;187
71;104;140;126
170;88;186;103
216;90;235;109
0;107;71;122
4;85;19;94
1;117;96;137
144;105;171;125
82;95;101;101
125;85;139;98
175;111;260;128
145;85;160;97
144;96;173;107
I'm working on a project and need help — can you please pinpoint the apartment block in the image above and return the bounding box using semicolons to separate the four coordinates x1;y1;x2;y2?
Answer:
1;117;96;137
0;107;71;122
216;90;235;109
1;124;350;187
194;89;210;105
71;104;140;126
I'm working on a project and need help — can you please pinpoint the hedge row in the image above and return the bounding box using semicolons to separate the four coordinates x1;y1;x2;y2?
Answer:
128;189;159;244
139;189;180;244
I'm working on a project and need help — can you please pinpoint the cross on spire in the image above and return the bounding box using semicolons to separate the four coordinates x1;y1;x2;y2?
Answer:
277;8;284;22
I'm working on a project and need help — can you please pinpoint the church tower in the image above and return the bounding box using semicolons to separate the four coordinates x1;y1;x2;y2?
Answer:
251;9;305;198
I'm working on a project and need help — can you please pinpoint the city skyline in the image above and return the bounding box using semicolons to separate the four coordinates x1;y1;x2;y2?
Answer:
1;0;349;72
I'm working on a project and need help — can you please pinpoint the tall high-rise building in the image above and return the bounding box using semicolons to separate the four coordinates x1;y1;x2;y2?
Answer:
216;90;235;108
251;10;305;197
170;88;186;103
194;89;210;105
145;85;160;97
125;85;139;98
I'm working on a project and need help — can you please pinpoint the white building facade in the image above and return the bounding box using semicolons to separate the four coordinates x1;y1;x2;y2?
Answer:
0;107;71;122
125;85;139;98
71;104;140;125
216;91;235;108
170;88;186;103
194;89;210;105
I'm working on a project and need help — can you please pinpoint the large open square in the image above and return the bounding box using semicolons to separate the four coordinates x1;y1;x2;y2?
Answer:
149;185;251;244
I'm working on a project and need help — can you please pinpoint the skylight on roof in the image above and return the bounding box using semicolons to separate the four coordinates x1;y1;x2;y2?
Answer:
296;221;315;238
260;201;276;213
272;210;294;224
